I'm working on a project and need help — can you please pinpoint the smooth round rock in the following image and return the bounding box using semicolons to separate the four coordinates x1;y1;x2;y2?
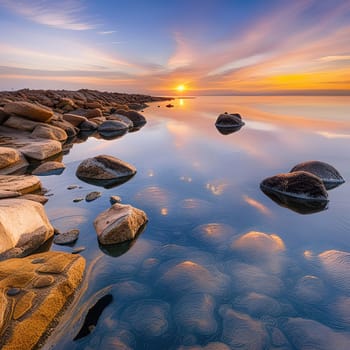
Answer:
215;113;245;132
4;101;53;122
290;160;345;189
85;191;101;202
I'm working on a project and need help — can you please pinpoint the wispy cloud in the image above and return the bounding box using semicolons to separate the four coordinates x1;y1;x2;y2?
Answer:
98;30;116;35
0;0;95;30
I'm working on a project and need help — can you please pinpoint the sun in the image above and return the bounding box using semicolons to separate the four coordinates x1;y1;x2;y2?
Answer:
176;84;185;92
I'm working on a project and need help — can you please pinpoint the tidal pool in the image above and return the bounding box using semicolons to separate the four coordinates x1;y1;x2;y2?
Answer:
42;96;350;349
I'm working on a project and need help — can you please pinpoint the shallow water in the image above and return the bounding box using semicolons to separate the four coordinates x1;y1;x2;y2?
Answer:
42;96;350;349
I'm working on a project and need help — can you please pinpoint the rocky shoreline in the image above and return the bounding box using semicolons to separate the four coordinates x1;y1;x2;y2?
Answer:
0;89;171;349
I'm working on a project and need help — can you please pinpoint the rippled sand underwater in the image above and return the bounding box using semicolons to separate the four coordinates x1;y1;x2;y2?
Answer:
43;96;350;349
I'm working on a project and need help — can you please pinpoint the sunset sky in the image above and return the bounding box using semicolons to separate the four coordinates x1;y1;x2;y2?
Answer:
0;0;349;95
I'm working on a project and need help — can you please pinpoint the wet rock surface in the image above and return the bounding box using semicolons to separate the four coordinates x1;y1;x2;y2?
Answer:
76;155;136;188
0;251;85;350
0;175;42;194
54;229;80;245
94;203;147;245
215;112;245;134
32;161;66;176
290;160;345;189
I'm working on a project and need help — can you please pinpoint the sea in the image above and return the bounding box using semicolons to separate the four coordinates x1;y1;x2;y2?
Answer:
43;95;350;349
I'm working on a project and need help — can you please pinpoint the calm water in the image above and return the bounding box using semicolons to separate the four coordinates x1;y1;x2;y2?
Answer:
43;96;350;349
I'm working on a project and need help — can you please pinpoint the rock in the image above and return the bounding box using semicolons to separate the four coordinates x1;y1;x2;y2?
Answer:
85;108;103;119
73;197;84;203
260;171;328;202
215;113;245;133
107;114;133;129
219;306;268;349
0;199;54;259
21;194;48;205
94;203;147;245
127;102;147;110
19;139;62;160
115;109;146;127
50;119;78;137
0;175;41;194
72;247;85;254
0;107;8;124
3;115;39;131
67;185;79;190
3;101;53;122
98;120;128;137
32;161;65;176
54;229;80;245
76;155;136;188
0;147;21;169
290;160;345;189
0;190;20;199
166;104;174;108
85;101;102;109
0;251;85;350
62;113;88;127
31;124;67;142
79;120;98;131
85;191;101;202
110;195;122;204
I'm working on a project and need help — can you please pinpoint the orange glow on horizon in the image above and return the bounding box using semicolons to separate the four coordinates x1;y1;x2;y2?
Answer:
176;84;185;92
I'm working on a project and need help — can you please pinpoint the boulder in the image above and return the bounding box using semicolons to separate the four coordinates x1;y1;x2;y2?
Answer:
31;124;68;142
85;101;102;109
19;139;62;160
215;113;245;133
0;190;20;199
0;147;21;169
290;161;345;189
98;120;128;138
0;252;85;349
3;115;39;131
76;155;136;188
62;113;88;127
50;119;78;137
115;109;146;128
0;199;54;259
0;175;41;194
20;194;48;205
85;108;103;119
3;101;53;122
80;120;98;131
0;107;8;124
94;203;147;244
260;171;328;202
107;114;133;129
32;161;65;176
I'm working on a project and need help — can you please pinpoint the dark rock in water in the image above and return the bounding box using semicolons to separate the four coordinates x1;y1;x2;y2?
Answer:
114;109;146;128
73;197;84;203
290;160;345;189
110;195;122;205
260;171;328;202
98;120;128;135
72;246;85;254
85;191;101;202
79;120;98;131
262;188;328;214
107;114;133;129
54;229;80;245
76;155;136;188
166;103;174;108
215;113;245;133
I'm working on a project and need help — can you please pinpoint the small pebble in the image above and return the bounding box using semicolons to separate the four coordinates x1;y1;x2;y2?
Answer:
73;197;84;203
54;229;80;245
7;288;21;296
67;185;79;190
72;247;86;254
110;195;122;205
85;191;101;202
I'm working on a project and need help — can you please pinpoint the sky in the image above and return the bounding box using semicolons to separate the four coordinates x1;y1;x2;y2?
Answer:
0;0;349;95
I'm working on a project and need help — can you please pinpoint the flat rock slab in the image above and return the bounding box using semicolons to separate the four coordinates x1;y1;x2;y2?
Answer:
54;229;80;245
0;198;53;259
32;161;66;176
20;194;49;205
290;161;345;190
0;190;20;199
3;101;53;122
76;155;136;188
19;139;62;160
0;251;85;350
94;203;147;245
0;175;41;194
31;124;68;142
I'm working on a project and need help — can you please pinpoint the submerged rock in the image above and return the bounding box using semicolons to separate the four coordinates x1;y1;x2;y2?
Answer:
290;160;345;189
0;199;54;259
94;203;147;245
76;155;136;188
260;171;328;203
215;113;245;134
0;251;85;350
3;101;53;122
